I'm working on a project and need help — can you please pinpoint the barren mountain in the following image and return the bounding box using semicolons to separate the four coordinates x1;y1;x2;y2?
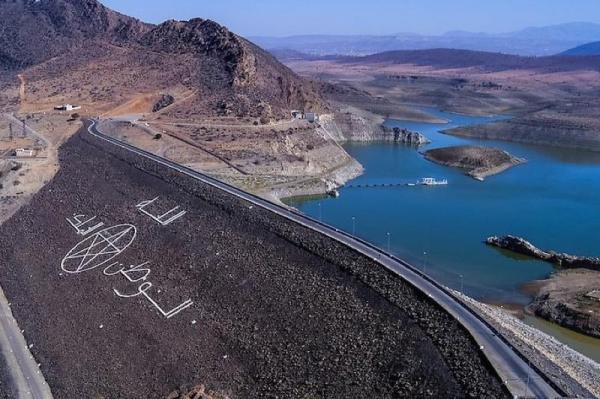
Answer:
562;41;600;56
0;0;324;118
0;0;150;68
338;49;600;73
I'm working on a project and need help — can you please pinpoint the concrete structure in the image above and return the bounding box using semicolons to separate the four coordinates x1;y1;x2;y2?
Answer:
291;110;304;119
55;104;81;112
305;112;319;123
15;148;34;157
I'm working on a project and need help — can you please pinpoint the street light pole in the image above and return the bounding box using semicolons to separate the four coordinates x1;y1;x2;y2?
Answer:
386;232;391;253
459;274;464;293
352;217;356;236
318;203;322;222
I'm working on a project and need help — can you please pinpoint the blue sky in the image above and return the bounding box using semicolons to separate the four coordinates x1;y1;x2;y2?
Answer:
102;0;600;37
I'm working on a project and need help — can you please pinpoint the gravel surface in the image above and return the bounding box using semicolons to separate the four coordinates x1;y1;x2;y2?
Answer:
0;129;508;398
455;291;600;398
0;356;14;399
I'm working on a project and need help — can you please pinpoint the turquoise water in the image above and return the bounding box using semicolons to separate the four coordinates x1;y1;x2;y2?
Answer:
286;108;600;305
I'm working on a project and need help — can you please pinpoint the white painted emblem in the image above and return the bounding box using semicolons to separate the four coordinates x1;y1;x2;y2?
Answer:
61;224;137;274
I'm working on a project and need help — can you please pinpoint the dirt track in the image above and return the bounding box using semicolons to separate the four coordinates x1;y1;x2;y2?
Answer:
0;128;507;398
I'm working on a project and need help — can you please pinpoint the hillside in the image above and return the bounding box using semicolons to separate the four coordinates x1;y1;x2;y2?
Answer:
0;0;150;68
562;41;600;56
343;48;600;73
0;0;325;119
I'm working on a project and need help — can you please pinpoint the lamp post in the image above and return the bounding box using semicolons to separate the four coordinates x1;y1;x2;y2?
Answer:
352;217;356;236
386;232;391;253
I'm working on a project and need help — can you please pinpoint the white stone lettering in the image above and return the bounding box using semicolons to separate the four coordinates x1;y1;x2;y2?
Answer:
66;214;105;236
136;197;186;226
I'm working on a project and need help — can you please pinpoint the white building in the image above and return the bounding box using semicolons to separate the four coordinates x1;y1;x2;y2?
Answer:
54;104;81;111
305;112;319;123
291;110;304;119
15;148;34;157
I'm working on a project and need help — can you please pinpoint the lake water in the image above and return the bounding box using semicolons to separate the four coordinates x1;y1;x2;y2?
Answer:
285;108;600;356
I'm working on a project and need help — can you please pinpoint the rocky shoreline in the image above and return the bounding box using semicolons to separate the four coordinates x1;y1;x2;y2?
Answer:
383;126;431;146
487;235;600;339
526;269;600;339
424;145;525;180
455;291;600;398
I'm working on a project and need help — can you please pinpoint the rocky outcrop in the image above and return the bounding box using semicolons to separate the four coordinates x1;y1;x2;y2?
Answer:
330;111;385;142
167;384;229;399
486;235;600;271
424;145;525;180
384;127;430;146
528;269;600;338
152;94;175;112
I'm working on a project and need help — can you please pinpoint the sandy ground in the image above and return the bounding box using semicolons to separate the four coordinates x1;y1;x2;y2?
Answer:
0;112;80;224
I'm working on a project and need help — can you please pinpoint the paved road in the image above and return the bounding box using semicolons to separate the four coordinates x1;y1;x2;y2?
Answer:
0;287;52;398
88;120;562;398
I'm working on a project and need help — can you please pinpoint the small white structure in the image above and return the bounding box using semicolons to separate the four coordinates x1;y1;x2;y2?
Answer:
291;110;304;119
15;148;34;157
54;104;81;111
305;112;319;123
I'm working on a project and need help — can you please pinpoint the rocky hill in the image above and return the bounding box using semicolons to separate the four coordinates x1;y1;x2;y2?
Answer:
562;41;600;56
0;0;150;68
337;49;600;73
0;0;325;118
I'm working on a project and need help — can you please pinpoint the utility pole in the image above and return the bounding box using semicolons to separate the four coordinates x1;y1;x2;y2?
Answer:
386;232;391;253
21;119;26;138
8;123;13;141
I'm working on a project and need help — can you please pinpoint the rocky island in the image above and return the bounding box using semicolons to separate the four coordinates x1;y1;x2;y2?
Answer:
486;235;600;271
423;145;525;180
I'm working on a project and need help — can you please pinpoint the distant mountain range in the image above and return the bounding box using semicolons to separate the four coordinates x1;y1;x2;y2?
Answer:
562;41;600;56
251;22;600;56
330;49;600;73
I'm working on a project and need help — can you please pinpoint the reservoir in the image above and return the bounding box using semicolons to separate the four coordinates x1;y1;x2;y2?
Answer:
285;108;600;358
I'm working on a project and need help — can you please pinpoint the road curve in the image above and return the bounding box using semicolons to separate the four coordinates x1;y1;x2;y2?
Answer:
88;120;563;398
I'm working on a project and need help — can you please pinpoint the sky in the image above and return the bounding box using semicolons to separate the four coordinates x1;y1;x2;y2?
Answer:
101;0;600;37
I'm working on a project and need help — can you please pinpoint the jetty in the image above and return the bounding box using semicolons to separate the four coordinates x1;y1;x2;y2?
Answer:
347;178;448;189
